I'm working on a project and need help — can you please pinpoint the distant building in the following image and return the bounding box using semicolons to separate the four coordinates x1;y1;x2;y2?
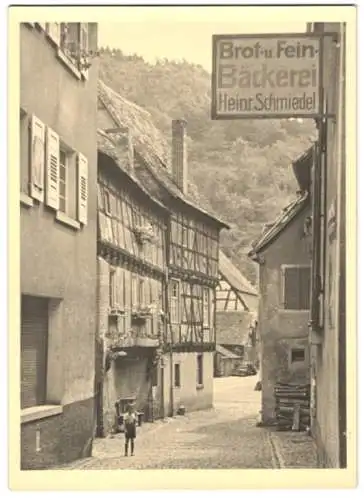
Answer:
214;250;258;377
20;23;99;469
97;81;229;420
214;345;243;378
249;149;313;425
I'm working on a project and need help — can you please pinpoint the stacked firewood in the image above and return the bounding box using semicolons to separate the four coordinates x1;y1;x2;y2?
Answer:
274;382;310;431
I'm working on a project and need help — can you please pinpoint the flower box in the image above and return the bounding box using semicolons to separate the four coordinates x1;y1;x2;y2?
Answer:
135;336;159;348
109;307;125;317
133;224;158;245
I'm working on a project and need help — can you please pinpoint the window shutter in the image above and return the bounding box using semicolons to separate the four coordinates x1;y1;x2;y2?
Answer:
47;23;61;45
30;114;45;202
80;23;89;78
282;267;300;310
77;153;88;225
45;127;60;210
80;23;89;53
299;267;311;310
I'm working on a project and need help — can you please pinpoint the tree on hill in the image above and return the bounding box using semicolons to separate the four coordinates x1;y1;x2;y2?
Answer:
98;49;317;284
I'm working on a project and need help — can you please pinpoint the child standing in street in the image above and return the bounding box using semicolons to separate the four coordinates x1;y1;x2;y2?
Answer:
123;403;137;457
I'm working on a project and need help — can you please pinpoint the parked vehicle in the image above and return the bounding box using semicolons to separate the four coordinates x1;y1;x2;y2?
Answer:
233;363;257;377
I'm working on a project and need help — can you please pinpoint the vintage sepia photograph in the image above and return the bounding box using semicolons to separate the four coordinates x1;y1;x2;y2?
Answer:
7;3;357;490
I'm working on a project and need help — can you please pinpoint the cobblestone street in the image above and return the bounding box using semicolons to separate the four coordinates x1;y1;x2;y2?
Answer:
58;376;278;470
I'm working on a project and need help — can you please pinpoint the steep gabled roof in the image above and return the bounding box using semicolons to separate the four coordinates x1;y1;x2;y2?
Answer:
248;192;309;257
98;80;170;172
248;144;313;260
292;145;313;192
97;129;168;213
216;310;255;346
216;344;242;359
219;250;258;297
98;80;229;229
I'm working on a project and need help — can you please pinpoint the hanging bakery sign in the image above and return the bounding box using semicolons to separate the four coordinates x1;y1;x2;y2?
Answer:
211;33;323;120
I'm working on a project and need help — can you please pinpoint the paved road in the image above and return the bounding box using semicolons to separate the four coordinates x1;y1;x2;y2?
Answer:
60;375;275;470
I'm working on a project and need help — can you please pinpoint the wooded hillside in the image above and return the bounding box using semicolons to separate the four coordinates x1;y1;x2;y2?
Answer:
99;47;317;284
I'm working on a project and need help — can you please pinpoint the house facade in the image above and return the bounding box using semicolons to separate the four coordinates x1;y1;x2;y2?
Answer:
214;250;258;377
97;81;229;418
249;151;313;425
95;129;168;436
307;22;347;468
20;22;98;469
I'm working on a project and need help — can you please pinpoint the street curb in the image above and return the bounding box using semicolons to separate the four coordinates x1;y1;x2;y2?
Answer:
267;432;285;469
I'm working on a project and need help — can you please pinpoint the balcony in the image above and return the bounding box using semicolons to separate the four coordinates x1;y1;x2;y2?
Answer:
105;329;160;350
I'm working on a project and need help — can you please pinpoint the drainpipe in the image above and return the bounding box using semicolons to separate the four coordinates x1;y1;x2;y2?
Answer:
164;218;174;418
335;23;346;468
159;271;165;420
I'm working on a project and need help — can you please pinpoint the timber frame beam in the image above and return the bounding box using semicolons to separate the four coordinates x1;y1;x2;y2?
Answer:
98;240;166;280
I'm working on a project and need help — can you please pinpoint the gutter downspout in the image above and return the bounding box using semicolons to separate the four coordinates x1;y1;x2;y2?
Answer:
335;23;347;468
165;218;174;417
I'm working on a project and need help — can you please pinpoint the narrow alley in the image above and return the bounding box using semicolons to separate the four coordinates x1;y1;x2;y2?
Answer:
58;376;277;470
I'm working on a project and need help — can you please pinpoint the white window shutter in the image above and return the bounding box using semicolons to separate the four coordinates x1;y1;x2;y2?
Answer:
45;127;60;210
80;23;89;53
80;23;89;79
77;153;88;225
47;23;61;45
30;115;45;202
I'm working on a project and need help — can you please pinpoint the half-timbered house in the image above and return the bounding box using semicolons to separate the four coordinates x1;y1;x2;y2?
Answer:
97;81;229;417
95;128;168;435
215;250;258;374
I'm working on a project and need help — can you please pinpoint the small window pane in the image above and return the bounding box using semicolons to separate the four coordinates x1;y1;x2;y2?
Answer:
283;266;310;310
197;354;203;385
174;364;181;388
291;348;305;363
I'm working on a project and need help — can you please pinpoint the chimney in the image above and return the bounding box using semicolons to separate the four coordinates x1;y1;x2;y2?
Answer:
171;119;188;194
105;127;134;173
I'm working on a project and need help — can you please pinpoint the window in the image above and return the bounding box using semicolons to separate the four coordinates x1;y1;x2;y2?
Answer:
21;295;64;422
169;279;180;324
131;275;138;308
174;363;181;388
22;114;88;226
291;348;306;363
182;226;188;247
56;145;79;220
60;23;89;73
104;190;111;215
34;23;91;79
197;354;203;386
139;278;145;307
203;288;210;327
21;296;49;409
282;265;311;310
109;269;116;308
